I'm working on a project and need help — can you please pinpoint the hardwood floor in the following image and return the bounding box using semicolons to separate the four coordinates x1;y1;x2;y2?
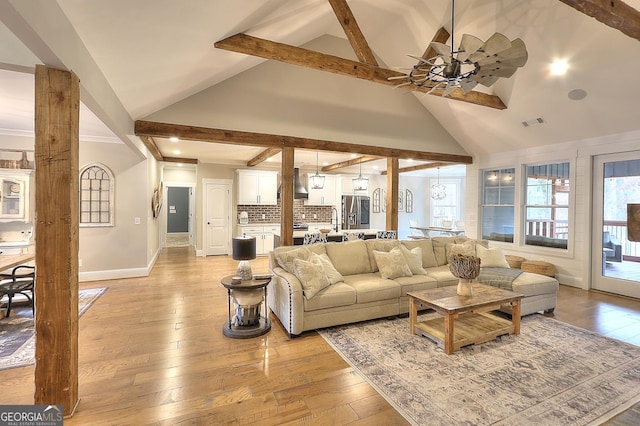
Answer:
1;247;639;425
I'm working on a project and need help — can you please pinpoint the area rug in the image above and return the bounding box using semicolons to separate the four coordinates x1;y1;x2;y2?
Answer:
0;287;106;370
319;313;640;425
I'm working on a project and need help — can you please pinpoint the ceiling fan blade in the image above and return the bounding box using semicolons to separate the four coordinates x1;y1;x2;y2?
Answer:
481;33;512;55
387;75;410;80
470;73;500;87
456;34;484;62
442;82;458;97
476;38;528;67
427;81;447;94
459;79;478;94
393;81;414;88
468;32;512;63
407;53;432;64
429;42;453;63
477;65;518;78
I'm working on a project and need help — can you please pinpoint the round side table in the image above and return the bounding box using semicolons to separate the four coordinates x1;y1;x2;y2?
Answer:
221;275;271;339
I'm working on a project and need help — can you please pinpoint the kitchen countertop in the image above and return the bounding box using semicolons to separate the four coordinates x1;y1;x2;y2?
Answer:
288;229;380;238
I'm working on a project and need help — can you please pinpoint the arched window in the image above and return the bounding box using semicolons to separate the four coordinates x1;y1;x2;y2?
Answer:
79;163;114;227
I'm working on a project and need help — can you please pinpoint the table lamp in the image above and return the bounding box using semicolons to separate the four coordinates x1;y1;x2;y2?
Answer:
232;235;256;280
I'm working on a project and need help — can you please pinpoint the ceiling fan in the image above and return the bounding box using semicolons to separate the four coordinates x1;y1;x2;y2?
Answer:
390;0;528;97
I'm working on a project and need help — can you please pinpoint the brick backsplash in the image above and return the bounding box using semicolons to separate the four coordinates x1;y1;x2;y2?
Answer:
237;199;333;223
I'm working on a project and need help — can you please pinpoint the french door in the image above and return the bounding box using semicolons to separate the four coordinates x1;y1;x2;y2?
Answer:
592;152;640;298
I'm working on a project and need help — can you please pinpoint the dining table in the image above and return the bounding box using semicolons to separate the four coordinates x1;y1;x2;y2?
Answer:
410;226;465;238
0;253;36;272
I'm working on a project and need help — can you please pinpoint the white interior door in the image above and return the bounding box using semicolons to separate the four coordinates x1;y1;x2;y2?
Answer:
592;152;640;298
204;180;231;256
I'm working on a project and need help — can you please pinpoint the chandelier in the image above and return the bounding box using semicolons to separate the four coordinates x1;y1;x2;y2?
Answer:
352;158;368;191
390;0;528;97
309;152;325;189
431;167;446;200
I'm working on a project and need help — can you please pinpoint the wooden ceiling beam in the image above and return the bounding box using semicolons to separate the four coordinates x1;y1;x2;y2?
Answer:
162;157;198;164
380;161;453;175
135;120;473;164
328;0;378;66
139;135;163;161
247;147;281;167
557;0;640;42
214;33;506;110
321;155;381;172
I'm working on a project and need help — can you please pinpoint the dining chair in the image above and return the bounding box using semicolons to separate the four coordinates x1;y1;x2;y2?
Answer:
303;232;327;245
341;232;365;242
376;230;397;239
0;265;35;318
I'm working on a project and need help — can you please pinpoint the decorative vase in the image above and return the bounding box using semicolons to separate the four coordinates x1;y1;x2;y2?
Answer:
457;279;474;296
448;254;481;297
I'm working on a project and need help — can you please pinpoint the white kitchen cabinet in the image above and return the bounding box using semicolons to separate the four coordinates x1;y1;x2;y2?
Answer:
0;170;31;221
237;170;278;205
305;174;337;206
237;224;280;255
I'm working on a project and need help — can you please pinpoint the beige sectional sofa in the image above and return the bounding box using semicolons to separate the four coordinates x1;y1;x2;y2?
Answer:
267;236;559;336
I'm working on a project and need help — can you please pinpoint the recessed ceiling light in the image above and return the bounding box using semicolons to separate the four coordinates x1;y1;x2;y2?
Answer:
177;163;183;167
323;162;328;166
407;158;414;163
170;137;179;142
173;150;181;155
568;89;587;101
350;154;357;158
550;59;568;76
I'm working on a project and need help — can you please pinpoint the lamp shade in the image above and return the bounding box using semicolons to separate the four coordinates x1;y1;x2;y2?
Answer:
232;236;256;260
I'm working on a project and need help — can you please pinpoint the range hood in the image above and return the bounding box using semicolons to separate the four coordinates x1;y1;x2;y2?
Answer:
277;168;308;199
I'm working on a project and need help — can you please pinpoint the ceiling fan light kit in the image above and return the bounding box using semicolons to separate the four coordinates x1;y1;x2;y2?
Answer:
392;0;528;97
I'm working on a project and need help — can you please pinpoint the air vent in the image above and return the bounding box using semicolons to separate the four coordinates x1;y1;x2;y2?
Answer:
522;117;545;127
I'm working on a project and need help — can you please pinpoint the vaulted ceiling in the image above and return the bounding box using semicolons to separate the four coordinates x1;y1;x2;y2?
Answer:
1;0;640;176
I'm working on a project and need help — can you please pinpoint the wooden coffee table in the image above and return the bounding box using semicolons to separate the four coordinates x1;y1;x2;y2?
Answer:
408;283;524;355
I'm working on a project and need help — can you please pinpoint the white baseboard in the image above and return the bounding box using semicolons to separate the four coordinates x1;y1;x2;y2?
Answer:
557;273;585;289
195;249;205;257
79;247;160;282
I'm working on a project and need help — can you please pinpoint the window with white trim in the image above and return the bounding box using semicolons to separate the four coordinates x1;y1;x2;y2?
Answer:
524;162;569;249
481;168;515;243
79;163;114;227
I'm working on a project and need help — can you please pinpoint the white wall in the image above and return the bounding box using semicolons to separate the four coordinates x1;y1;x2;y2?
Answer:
470;129;640;290
79;141;158;281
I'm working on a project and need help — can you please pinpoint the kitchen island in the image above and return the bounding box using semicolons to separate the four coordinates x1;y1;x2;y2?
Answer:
274;229;381;247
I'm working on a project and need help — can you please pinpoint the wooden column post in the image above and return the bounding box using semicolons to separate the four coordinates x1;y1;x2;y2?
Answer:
386;157;399;231
280;147;294;246
34;65;80;416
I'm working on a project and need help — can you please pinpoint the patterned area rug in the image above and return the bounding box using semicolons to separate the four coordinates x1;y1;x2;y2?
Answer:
0;287;106;370
319;313;640;425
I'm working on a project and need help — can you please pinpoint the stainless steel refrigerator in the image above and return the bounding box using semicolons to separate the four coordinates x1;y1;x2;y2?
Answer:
342;195;370;230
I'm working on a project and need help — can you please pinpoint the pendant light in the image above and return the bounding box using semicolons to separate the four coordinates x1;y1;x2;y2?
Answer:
352;158;368;191
431;167;446;200
309;152;325;189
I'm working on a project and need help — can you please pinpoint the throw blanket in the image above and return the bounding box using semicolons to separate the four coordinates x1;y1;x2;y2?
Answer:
477;267;522;290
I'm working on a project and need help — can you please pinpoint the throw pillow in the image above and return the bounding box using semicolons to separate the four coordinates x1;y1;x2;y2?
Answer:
293;258;331;299
476;245;510;268
310;253;344;284
275;246;312;274
373;247;413;279
400;245;426;275
448;239;476;258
